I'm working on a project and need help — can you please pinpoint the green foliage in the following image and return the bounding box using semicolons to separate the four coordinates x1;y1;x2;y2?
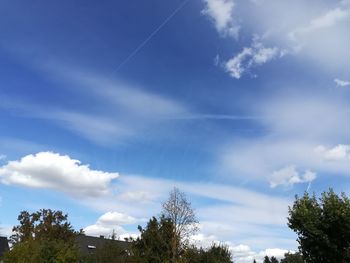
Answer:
3;239;79;263
10;209;77;244
180;246;202;263
180;244;233;263
288;189;350;262
130;216;174;263
199;244;233;263
5;209;79;262
280;252;304;263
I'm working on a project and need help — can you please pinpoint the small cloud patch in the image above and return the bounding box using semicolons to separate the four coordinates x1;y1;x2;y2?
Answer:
269;165;316;188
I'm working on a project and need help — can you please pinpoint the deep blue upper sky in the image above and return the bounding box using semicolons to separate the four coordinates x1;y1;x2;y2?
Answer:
1;0;350;261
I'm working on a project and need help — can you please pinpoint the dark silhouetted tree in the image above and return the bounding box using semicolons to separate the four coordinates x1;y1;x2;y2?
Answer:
131;216;174;263
288;189;350;262
280;252;303;263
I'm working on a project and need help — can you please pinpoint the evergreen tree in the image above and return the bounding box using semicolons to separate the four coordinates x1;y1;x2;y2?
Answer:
280;252;304;263
264;256;272;263
131;216;174;263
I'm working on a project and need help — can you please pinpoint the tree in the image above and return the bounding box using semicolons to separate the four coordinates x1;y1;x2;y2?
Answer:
181;244;233;263
288;189;350;262
131;216;174;263
201;244;233;263
10;209;77;244
5;209;80;263
270;256;279;263
263;256;272;263
280;252;303;263
162;187;198;263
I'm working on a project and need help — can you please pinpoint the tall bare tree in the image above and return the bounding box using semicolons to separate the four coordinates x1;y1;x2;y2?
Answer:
162;187;198;263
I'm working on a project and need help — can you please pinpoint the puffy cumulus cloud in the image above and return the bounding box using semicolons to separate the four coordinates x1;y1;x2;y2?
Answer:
225;40;280;79
84;211;137;238
189;233;291;263
233;246;290;263
269;165;316;188
0;152;118;197
202;0;239;38
97;212;137;225
335;78;350;87
0;154;6;160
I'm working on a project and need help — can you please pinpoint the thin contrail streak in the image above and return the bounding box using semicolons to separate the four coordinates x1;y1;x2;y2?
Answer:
307;181;312;192
111;0;191;74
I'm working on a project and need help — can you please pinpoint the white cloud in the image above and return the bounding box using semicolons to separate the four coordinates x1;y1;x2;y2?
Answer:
225;40;280;79
84;211;137;238
202;0;239;38
1;152;296;255
269;165;316;188
0;64;190;145
83;224;126;238
190;232;291;263
204;0;350;77
225;47;253;79
233;246;290;263
315;144;350;161
98;211;137;225
0;225;13;238
82;173;295;252
119;191;156;203
335;78;350;87
0;152;118;197
220;93;350;186
290;7;350;40
0;154;6;161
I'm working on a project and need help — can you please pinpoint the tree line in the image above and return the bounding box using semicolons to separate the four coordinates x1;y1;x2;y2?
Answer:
2;188;350;262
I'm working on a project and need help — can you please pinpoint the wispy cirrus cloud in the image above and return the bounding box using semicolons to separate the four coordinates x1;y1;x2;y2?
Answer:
335;78;350;87
220;92;350;187
0;62;262;145
203;0;350;78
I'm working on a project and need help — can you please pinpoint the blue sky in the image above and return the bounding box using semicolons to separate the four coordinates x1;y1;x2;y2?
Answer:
1;0;350;261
